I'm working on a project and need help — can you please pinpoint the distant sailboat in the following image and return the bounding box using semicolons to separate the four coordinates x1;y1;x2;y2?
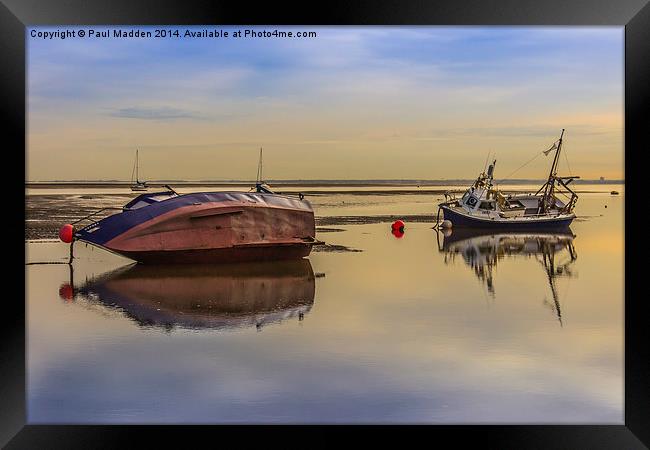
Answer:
130;149;148;192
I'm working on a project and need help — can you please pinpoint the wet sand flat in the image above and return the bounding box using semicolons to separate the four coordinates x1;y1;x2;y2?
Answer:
25;184;622;240
25;190;440;241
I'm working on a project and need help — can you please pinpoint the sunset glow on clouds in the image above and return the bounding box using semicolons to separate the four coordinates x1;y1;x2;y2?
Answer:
27;26;623;181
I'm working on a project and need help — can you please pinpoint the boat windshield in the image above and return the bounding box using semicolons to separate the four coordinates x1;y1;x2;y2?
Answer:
124;192;177;210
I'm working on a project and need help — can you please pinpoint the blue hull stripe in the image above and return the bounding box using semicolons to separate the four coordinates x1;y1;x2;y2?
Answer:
441;206;574;230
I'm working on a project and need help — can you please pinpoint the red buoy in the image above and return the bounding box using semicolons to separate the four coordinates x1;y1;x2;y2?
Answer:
391;220;405;238
58;283;74;302
59;224;74;243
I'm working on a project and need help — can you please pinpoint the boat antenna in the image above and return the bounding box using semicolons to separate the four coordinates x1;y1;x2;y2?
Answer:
483;150;491;173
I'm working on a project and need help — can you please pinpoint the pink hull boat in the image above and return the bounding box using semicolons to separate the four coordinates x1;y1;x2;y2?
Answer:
70;187;319;264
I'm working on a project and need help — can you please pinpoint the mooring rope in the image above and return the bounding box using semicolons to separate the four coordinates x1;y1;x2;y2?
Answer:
432;205;445;228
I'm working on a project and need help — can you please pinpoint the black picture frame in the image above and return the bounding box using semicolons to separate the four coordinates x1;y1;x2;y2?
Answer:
4;0;648;447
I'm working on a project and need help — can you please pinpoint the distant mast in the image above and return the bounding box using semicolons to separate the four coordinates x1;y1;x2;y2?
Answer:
130;149;147;191
255;147;273;194
256;147;263;185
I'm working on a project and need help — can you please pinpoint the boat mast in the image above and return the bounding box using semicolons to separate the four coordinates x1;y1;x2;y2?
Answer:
548;129;564;186
130;150;136;184
135;149;139;184
487;159;496;189
255;147;274;194
541;129;564;213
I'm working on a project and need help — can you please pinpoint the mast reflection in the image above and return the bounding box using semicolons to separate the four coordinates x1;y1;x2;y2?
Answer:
435;228;577;325
60;260;316;331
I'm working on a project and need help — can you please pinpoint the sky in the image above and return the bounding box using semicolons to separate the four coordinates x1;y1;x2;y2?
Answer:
27;26;624;181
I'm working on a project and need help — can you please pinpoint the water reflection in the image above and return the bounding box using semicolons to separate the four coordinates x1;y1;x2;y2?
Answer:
435;228;577;325
59;260;315;331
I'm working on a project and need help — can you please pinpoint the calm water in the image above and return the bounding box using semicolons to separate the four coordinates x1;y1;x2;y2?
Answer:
26;186;624;423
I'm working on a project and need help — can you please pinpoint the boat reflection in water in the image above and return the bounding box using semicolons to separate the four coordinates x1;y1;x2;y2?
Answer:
59;259;316;331
435;228;577;325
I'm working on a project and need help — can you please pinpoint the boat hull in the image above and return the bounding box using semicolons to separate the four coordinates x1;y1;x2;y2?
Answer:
115;244;313;264
440;205;574;230
75;191;316;264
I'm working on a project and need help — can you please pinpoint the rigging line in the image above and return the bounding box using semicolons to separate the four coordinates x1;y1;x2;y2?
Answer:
496;150;544;183
563;144;572;177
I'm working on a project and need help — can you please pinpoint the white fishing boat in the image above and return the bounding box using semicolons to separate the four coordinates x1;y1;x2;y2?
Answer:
437;129;578;230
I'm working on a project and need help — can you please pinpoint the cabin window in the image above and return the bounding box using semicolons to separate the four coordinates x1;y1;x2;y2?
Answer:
465;195;479;207
479;201;495;210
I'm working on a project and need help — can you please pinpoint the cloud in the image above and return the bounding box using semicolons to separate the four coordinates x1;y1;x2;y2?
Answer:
108;107;208;121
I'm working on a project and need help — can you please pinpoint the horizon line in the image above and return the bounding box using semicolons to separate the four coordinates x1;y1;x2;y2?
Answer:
26;178;625;184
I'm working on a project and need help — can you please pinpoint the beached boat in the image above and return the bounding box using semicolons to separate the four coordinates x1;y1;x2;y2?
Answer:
59;152;319;264
59;260;315;330
130;149;148;191
437;130;578;230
